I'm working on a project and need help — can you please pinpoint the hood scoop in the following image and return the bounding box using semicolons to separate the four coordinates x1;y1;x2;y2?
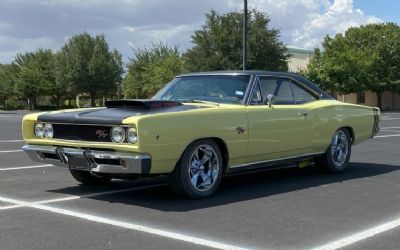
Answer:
105;99;182;109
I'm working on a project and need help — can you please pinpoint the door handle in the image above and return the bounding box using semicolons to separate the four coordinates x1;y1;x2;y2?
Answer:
297;112;308;117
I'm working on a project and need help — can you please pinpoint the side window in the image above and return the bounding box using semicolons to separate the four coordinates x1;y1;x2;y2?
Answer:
255;77;316;105
258;78;278;99
275;80;294;104
250;82;263;105
291;82;317;104
258;77;294;105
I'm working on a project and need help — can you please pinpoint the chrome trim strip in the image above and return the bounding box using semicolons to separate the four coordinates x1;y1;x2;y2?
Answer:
372;109;376;137
242;74;256;105
35;122;132;127
26;138;135;146
22;145;150;174
371;108;380;138
244;75;259;105
229;152;324;169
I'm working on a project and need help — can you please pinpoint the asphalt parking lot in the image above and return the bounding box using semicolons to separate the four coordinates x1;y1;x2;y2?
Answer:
1;111;400;250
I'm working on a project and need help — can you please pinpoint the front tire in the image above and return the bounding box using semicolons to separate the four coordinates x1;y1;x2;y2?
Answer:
69;169;112;185
169;139;223;199
316;128;352;173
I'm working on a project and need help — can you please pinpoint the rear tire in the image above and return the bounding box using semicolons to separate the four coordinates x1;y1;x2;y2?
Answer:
169;139;223;199
69;169;112;185
315;128;352;173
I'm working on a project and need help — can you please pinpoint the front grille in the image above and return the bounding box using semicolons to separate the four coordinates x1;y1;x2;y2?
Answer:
53;124;115;142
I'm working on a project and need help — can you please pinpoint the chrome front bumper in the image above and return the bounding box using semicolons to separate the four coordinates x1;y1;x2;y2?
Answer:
22;145;151;174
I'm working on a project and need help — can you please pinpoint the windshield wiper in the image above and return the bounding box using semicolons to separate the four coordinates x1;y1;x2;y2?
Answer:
181;99;220;106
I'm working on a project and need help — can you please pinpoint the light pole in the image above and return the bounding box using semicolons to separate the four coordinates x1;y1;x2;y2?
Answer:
243;0;248;71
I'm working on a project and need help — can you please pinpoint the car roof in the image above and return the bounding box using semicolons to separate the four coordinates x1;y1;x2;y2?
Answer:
177;70;298;77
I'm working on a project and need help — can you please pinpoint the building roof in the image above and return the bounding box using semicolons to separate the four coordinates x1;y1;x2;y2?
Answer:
286;45;314;54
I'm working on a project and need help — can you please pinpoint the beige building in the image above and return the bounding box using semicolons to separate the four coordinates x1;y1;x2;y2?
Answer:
286;46;400;110
337;92;400;111
286;46;314;72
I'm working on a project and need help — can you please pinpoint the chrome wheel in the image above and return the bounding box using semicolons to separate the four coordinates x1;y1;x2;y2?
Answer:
188;144;220;192
330;130;349;167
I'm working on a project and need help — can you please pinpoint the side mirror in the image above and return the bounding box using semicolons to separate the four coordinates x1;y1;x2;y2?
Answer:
266;94;276;107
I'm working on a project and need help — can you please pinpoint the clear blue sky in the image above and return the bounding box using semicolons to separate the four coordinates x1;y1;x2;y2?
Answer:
354;0;400;24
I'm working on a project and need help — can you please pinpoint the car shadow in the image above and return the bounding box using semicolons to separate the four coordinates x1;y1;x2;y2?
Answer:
47;162;400;212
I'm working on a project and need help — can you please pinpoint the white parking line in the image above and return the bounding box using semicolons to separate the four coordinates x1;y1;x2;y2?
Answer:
0;183;167;210
0;117;21;120
0;164;53;171
311;217;400;250
374;134;400;138
0;149;23;153
0;115;18;118
382;118;400;120
0;195;248;250
0;120;21;123
381;127;400;129
0;204;20;210
0;140;24;143
380;129;400;133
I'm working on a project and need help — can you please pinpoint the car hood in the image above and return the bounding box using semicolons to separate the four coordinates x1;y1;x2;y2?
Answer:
38;100;207;125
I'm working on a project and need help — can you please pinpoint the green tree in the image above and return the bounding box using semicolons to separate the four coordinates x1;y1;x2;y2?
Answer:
52;50;77;108
60;33;123;106
304;48;323;87
0;63;19;110
306;23;400;108
15;49;55;110
184;9;288;71
110;49;124;99
123;43;185;98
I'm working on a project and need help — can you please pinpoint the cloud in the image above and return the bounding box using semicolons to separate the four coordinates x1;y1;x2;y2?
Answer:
233;0;382;49
0;0;228;63
289;0;383;48
0;0;384;63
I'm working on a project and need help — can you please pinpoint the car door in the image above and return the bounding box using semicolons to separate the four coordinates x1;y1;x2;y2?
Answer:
290;79;326;153
245;76;317;163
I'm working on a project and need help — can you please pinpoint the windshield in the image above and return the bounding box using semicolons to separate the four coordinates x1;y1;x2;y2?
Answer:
152;75;251;104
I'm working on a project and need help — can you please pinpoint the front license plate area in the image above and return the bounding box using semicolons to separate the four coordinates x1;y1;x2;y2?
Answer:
68;155;91;171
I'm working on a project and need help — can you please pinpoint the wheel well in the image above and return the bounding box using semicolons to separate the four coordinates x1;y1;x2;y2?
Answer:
342;126;355;144
176;137;229;173
210;137;229;172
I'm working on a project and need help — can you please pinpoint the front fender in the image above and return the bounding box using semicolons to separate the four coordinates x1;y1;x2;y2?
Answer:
132;107;248;174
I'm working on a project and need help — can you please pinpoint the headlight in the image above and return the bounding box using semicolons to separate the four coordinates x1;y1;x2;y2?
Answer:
34;123;44;138
44;123;53;138
126;127;138;143
111;126;125;143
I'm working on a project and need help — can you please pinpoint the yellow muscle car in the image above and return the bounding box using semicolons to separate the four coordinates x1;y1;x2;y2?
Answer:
22;71;380;198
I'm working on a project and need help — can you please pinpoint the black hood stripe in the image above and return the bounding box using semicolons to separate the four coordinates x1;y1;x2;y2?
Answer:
38;105;202;125
105;99;182;109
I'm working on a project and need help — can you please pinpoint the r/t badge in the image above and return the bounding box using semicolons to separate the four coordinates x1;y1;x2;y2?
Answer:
236;126;246;134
